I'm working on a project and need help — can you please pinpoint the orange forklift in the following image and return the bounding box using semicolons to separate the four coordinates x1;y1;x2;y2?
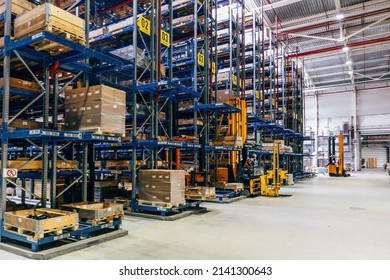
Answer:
328;134;350;177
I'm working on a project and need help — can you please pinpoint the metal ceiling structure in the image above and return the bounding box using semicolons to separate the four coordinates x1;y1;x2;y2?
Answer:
256;0;390;92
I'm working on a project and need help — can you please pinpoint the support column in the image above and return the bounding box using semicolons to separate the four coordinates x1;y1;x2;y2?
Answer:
82;143;88;202
352;88;360;171
131;0;138;209
314;92;319;167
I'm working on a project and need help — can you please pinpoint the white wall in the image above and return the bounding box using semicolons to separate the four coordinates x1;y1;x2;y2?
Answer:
304;83;390;170
357;87;390;133
305;85;390;135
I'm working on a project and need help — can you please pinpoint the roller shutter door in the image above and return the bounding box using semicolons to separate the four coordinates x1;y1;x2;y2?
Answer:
361;145;387;169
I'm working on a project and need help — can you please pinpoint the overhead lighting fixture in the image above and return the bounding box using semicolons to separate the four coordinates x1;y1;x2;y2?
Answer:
348;70;353;75
346;59;352;65
342;46;349;52
336;13;344;20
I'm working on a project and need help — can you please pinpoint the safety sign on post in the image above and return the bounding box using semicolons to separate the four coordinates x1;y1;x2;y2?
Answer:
3;168;18;178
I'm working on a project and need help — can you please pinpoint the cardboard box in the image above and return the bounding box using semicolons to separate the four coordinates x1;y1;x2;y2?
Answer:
138;169;186;206
64;85;126;135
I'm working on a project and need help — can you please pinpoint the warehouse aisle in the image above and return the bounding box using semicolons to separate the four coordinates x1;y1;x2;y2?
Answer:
1;169;390;260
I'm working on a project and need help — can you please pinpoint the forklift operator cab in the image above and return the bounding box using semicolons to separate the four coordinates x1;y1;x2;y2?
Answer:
328;134;350;177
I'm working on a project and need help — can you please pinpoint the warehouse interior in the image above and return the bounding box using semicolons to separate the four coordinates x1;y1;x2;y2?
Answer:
0;0;389;260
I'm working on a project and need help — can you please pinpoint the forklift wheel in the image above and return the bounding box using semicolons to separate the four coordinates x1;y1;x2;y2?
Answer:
241;189;250;197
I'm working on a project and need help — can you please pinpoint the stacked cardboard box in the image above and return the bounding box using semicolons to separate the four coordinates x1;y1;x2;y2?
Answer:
138;169;186;206
64;85;126;135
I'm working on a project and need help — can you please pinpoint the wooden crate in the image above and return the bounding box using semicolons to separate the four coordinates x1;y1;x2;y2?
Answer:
0;77;41;93
61;202;124;226
106;160;130;170
14;3;85;50
4;208;79;241
0;0;36;16
104;197;130;211
185;186;216;200
0;118;41;130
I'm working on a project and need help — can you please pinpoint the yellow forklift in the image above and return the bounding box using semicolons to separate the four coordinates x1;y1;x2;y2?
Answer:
247;141;288;197
328;134;350;177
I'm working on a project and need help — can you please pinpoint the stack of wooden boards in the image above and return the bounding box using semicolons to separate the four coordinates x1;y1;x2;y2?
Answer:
64;85;126;135
138;169;186;208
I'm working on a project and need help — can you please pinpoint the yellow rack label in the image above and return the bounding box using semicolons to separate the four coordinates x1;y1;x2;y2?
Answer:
137;16;151;35
212;62;216;74
232;74;237;86
198;52;205;67
161;30;170;47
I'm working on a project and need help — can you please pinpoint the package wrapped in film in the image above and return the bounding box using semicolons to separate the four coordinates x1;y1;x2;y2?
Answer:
64;85;126;135
138;170;186;207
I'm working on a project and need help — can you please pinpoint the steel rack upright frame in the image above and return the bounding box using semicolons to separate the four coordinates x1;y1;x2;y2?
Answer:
0;1;125;247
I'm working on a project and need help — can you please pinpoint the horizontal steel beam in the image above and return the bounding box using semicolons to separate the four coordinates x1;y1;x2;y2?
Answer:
292;36;390;57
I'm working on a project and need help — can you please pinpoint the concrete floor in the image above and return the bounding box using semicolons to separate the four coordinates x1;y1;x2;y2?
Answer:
1;169;389;260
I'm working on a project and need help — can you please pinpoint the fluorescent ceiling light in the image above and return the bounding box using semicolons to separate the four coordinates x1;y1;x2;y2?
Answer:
342;46;349;52
336;13;344;20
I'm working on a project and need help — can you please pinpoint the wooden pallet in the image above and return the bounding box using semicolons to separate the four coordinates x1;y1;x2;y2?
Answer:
4;208;79;241
83;127;125;137
185;194;216;200
27;26;85;55
137;200;181;209
87;214;124;226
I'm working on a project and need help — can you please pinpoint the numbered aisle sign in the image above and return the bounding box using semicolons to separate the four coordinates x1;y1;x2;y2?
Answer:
161;30;170;47
137;16;151;35
197;52;205;67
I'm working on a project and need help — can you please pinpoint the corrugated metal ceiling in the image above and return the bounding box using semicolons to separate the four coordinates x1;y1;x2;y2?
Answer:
260;0;390;89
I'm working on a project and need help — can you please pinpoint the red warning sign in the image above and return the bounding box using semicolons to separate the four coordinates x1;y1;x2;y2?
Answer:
3;168;18;178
